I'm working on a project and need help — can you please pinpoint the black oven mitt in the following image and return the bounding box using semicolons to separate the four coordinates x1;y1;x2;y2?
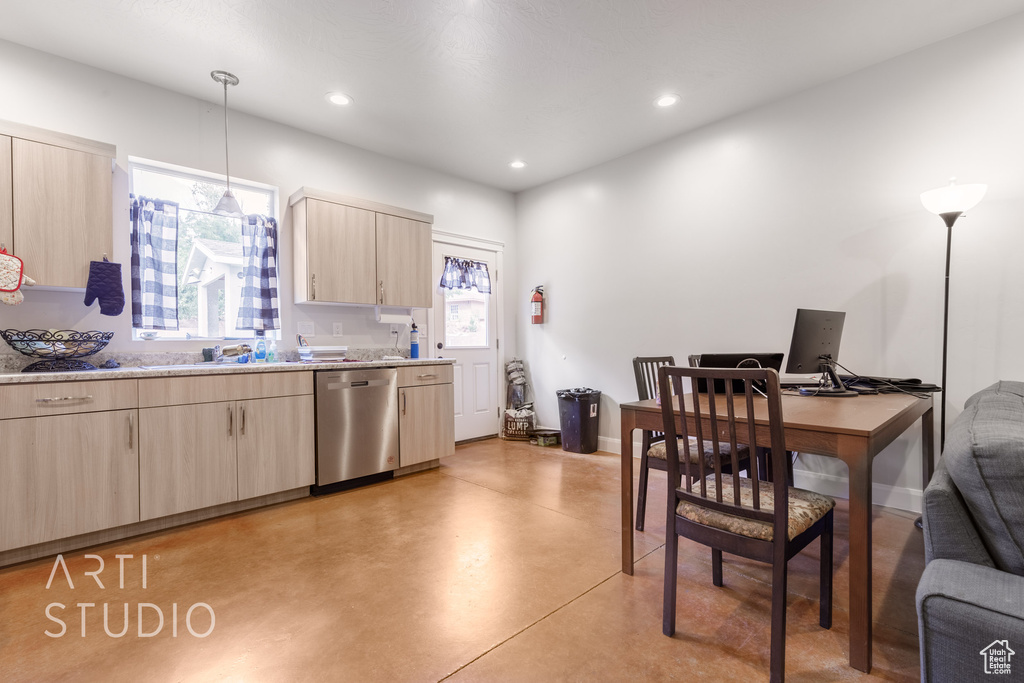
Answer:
83;260;125;316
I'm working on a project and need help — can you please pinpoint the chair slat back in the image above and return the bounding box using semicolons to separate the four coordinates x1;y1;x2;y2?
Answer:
658;366;788;529
633;356;675;402
633;356;675;442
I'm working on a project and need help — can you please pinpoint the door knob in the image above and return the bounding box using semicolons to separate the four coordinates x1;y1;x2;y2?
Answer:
437;342;443;349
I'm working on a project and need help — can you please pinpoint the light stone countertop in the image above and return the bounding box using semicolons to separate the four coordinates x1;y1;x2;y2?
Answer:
0;358;453;385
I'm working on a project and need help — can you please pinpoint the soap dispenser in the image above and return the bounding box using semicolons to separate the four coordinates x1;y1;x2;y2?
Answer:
254;331;268;363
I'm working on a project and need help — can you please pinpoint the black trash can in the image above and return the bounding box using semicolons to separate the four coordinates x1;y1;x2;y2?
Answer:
556;388;601;453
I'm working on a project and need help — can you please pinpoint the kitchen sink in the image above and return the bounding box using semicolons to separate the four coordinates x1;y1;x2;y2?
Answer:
137;363;243;370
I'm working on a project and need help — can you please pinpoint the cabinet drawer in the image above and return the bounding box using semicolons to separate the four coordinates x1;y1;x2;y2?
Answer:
139;371;313;408
397;364;453;387
0;380;137;420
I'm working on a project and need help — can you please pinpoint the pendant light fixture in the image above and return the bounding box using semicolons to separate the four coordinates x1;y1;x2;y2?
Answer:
210;70;244;217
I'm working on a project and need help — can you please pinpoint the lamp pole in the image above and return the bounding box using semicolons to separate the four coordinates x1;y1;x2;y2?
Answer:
938;210;961;454
918;179;987;531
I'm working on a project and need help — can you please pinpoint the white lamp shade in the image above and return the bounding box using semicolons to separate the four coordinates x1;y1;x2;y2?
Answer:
213;189;244;217
920;180;987;215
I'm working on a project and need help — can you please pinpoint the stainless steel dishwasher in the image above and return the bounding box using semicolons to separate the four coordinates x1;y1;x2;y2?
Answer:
314;367;399;487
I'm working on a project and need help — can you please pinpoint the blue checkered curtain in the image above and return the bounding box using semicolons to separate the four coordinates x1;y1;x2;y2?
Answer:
236;215;280;331
438;256;491;294
130;196;179;329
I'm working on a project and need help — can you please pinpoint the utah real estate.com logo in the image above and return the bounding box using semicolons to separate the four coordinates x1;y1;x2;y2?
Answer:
980;640;1014;676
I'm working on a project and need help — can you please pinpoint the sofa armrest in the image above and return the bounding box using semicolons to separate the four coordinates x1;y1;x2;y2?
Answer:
917;559;1024;682
923;460;995;567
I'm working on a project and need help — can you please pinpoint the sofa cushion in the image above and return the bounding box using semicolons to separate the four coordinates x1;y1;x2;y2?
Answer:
944;382;1024;575
963;380;1024;410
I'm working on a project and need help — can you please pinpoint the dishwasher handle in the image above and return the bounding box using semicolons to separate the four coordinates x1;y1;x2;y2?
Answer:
325;378;392;390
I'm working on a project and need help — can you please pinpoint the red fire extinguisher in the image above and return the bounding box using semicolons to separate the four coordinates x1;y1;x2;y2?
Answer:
531;286;544;324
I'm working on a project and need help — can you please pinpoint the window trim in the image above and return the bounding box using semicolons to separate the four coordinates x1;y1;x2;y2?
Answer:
128;157;280;342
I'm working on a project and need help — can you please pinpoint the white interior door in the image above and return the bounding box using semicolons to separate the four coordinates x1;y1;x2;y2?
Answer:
432;243;499;442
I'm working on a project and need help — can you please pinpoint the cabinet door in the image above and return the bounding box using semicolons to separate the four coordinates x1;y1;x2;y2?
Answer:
305;199;376;304
376;213;431;307
139;403;237;520
12;138;112;288
0;135;11;253
399;384;455;467
237;395;315;499
0;410;139;551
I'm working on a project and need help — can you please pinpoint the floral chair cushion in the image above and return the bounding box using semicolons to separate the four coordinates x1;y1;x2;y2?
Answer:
647;437;750;469
677;476;835;541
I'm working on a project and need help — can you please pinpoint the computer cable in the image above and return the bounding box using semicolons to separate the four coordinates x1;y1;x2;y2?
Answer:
832;360;933;400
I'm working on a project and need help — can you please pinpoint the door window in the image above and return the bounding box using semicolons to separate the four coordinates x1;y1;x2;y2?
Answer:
443;287;488;348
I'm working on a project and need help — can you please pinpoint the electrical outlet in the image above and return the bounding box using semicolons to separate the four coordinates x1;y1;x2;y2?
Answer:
332;323;343;337
390;324;400;337
297;321;315;336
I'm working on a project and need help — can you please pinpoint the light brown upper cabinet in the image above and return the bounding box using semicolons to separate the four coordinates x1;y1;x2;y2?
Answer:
298;198;377;304
0;136;12;254
376;212;432;308
0;120;115;289
290;188;433;307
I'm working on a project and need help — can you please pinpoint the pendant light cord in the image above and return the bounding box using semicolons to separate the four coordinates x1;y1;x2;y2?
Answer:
222;78;231;197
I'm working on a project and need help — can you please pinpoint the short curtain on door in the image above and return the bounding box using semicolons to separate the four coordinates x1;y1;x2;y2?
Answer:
437;256;491;293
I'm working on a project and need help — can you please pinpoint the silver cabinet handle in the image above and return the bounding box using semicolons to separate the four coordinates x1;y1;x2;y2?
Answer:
416;374;437;380
402;390;407;416
128;413;134;449
311;273;316;300
228;406;233;436
241;405;246;435
36;395;93;403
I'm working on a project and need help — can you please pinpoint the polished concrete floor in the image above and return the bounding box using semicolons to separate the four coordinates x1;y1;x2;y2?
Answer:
0;438;924;681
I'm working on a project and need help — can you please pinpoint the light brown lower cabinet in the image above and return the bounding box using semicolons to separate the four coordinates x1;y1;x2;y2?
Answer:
140;395;315;520
398;383;455;467
237;395;315;499
0;410;139;552
140;402;238;520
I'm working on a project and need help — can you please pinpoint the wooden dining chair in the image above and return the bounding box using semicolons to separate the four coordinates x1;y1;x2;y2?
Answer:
632;356;674;531
658;365;834;683
689;353;796;486
632;356;750;531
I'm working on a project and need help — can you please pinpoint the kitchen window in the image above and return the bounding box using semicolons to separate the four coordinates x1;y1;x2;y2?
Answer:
129;159;278;340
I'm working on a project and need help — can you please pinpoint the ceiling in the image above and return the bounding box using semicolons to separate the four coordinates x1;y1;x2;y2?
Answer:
2;1;1023;192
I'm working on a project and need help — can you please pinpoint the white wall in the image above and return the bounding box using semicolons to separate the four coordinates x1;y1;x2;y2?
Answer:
0;39;517;361
516;13;1024;510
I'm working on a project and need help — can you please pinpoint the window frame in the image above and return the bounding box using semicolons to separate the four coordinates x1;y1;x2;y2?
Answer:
128;157;280;342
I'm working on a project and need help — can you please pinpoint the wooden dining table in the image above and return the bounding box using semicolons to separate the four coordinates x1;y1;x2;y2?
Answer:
619;390;934;673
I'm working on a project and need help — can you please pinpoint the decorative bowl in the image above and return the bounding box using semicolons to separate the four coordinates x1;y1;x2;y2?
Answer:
0;329;114;372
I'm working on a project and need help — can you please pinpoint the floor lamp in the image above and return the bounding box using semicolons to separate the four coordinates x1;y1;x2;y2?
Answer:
916;178;987;528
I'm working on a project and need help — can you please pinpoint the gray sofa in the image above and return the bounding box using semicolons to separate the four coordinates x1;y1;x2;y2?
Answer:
917;381;1024;682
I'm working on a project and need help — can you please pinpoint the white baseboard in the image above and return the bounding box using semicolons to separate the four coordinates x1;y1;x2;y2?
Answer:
597;434;620;455
596;436;923;515
791;470;923;514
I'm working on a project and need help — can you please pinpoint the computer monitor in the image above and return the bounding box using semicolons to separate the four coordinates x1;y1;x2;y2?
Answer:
785;308;857;397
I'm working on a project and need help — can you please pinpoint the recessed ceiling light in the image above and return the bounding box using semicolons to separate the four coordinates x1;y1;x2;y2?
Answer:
655;94;680;107
509;160;527;169
326;92;353;106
